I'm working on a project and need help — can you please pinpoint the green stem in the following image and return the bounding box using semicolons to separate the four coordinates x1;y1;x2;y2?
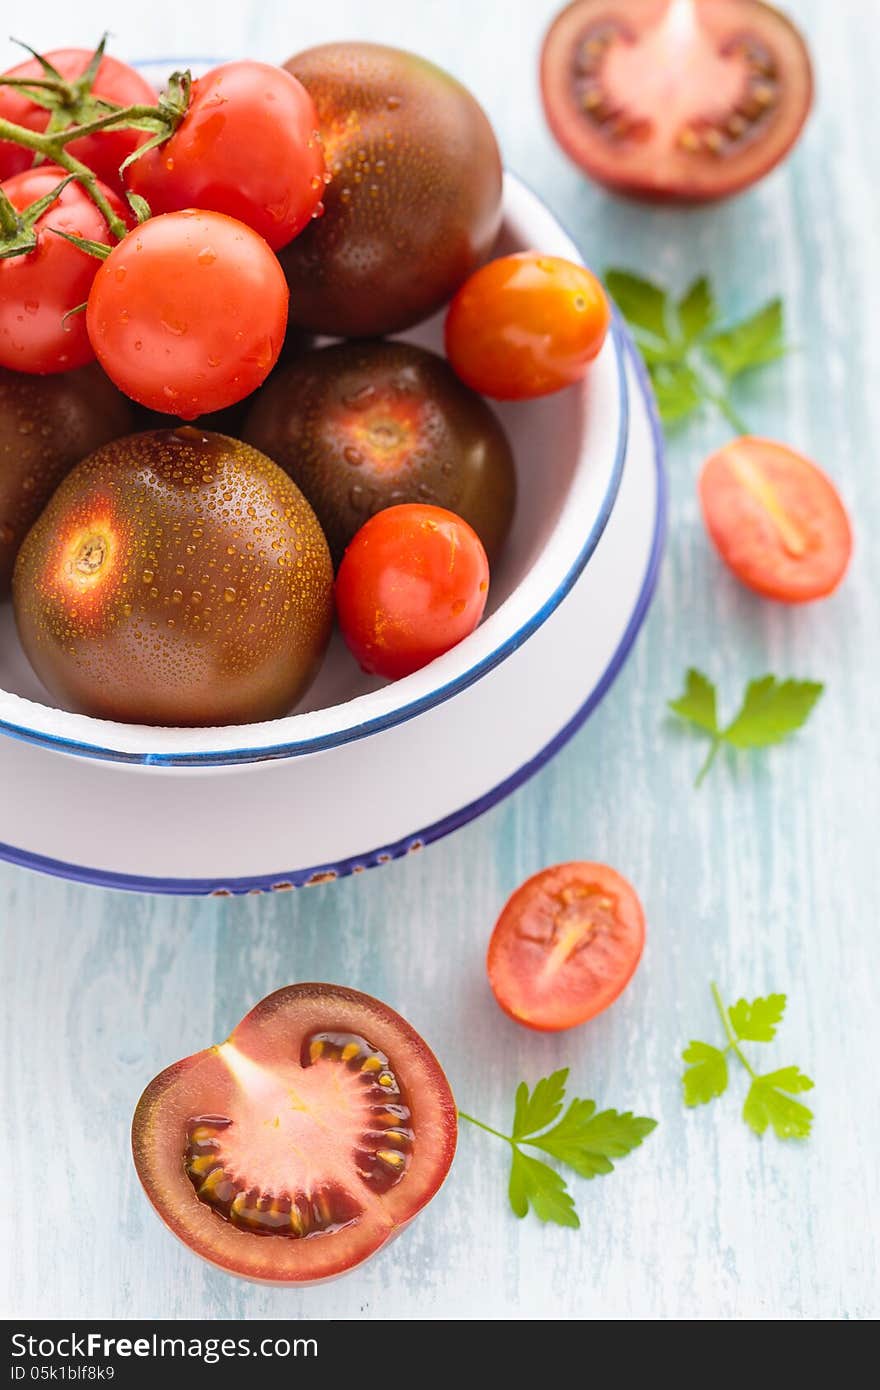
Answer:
704;387;749;436
457;1112;513;1145
0;76;73;94
0;188;19;237
0;114;130;239
695;736;722;787
710;981;755;1078
0;99;175;243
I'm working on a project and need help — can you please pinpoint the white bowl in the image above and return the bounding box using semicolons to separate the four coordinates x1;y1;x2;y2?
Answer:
0;336;663;893
0;172;627;765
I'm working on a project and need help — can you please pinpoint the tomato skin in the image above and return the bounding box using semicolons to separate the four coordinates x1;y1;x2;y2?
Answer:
0;50;158;188
0;167;128;375
127;62;325;252
132;983;457;1284
699;437;852;603
487;863;645;1032
336;504;490;679
86;210;288;418
445;253;610;400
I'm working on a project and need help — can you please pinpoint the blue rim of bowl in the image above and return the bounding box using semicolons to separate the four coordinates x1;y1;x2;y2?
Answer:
0;335;666;895
0;173;630;767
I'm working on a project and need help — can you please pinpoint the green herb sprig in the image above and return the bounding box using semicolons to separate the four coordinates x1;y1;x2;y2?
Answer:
459;1070;657;1228
683;985;814;1139
605;269;788;431
669;669;824;785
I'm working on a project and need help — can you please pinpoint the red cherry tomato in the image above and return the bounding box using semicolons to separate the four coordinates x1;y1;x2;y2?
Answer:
335;504;490;679
0;167;128;375
699;437;852;603
487;862;645;1031
445;253;610;400
540;0;813;204
132;983;457;1283
86;210;288;418
127;62;325;251
0;49;158;188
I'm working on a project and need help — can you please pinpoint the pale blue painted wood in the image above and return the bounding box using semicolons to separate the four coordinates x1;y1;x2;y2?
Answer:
1;0;877;1320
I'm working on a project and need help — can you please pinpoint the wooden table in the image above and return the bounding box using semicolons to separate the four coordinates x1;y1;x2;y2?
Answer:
2;0;876;1320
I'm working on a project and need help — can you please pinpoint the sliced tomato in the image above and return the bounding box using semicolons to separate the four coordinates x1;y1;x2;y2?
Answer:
487;863;645;1031
541;0;813;202
699;437;852;602
132;984;457;1283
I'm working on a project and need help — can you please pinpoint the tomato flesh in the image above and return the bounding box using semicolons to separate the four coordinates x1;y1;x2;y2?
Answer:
132;984;457;1283
127;62;326;251
699;437;852;602
86;210;288;418
336;504;490;679
541;0;813;202
487;863;646;1031
445;253;610;400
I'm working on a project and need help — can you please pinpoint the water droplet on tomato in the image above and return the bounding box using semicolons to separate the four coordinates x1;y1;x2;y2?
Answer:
223;586;236;603
197;246;216;266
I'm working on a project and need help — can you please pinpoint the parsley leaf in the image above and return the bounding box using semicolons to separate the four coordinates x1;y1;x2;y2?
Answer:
729;994;787;1042
682;1041;729;1106
704;299;786;378
604;269;669;342
529;1098;657;1178
605;267;788;431
650;362;702;424
459;1073;657;1228
668;668;718;735
723;677;825;749
677;276;717;344
509;1149;580;1227
512;1068;568;1139
683;984;814;1141
743;1068;814;1140
668;669;824;785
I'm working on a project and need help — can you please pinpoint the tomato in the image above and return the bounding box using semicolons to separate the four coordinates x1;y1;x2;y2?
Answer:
336;504;489;679
0;167;128;375
13;430;333;726
0;364;132;595
132;983;457;1283
127;62;325;252
0;49;158;188
444;254;610;400
487;863;645;1031
541;0;813;203
243;339;516;568
699;437;852;603
86;210;288;418
280;41;503;336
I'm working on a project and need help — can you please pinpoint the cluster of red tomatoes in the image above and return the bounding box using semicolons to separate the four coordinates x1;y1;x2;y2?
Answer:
0;42;610;725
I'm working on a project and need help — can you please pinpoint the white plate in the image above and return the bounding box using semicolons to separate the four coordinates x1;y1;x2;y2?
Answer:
0;338;664;894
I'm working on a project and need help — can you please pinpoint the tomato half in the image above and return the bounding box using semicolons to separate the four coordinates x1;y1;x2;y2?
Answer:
127;62;326;251
335;504;490;679
541;0;813;203
699;437;852;603
487;863;646;1031
0;167;128;375
86;209;288;417
444;254;609;400
0;49;158;188
132;984;457;1283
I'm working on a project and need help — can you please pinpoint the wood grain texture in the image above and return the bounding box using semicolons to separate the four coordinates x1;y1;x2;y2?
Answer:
1;0;877;1321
